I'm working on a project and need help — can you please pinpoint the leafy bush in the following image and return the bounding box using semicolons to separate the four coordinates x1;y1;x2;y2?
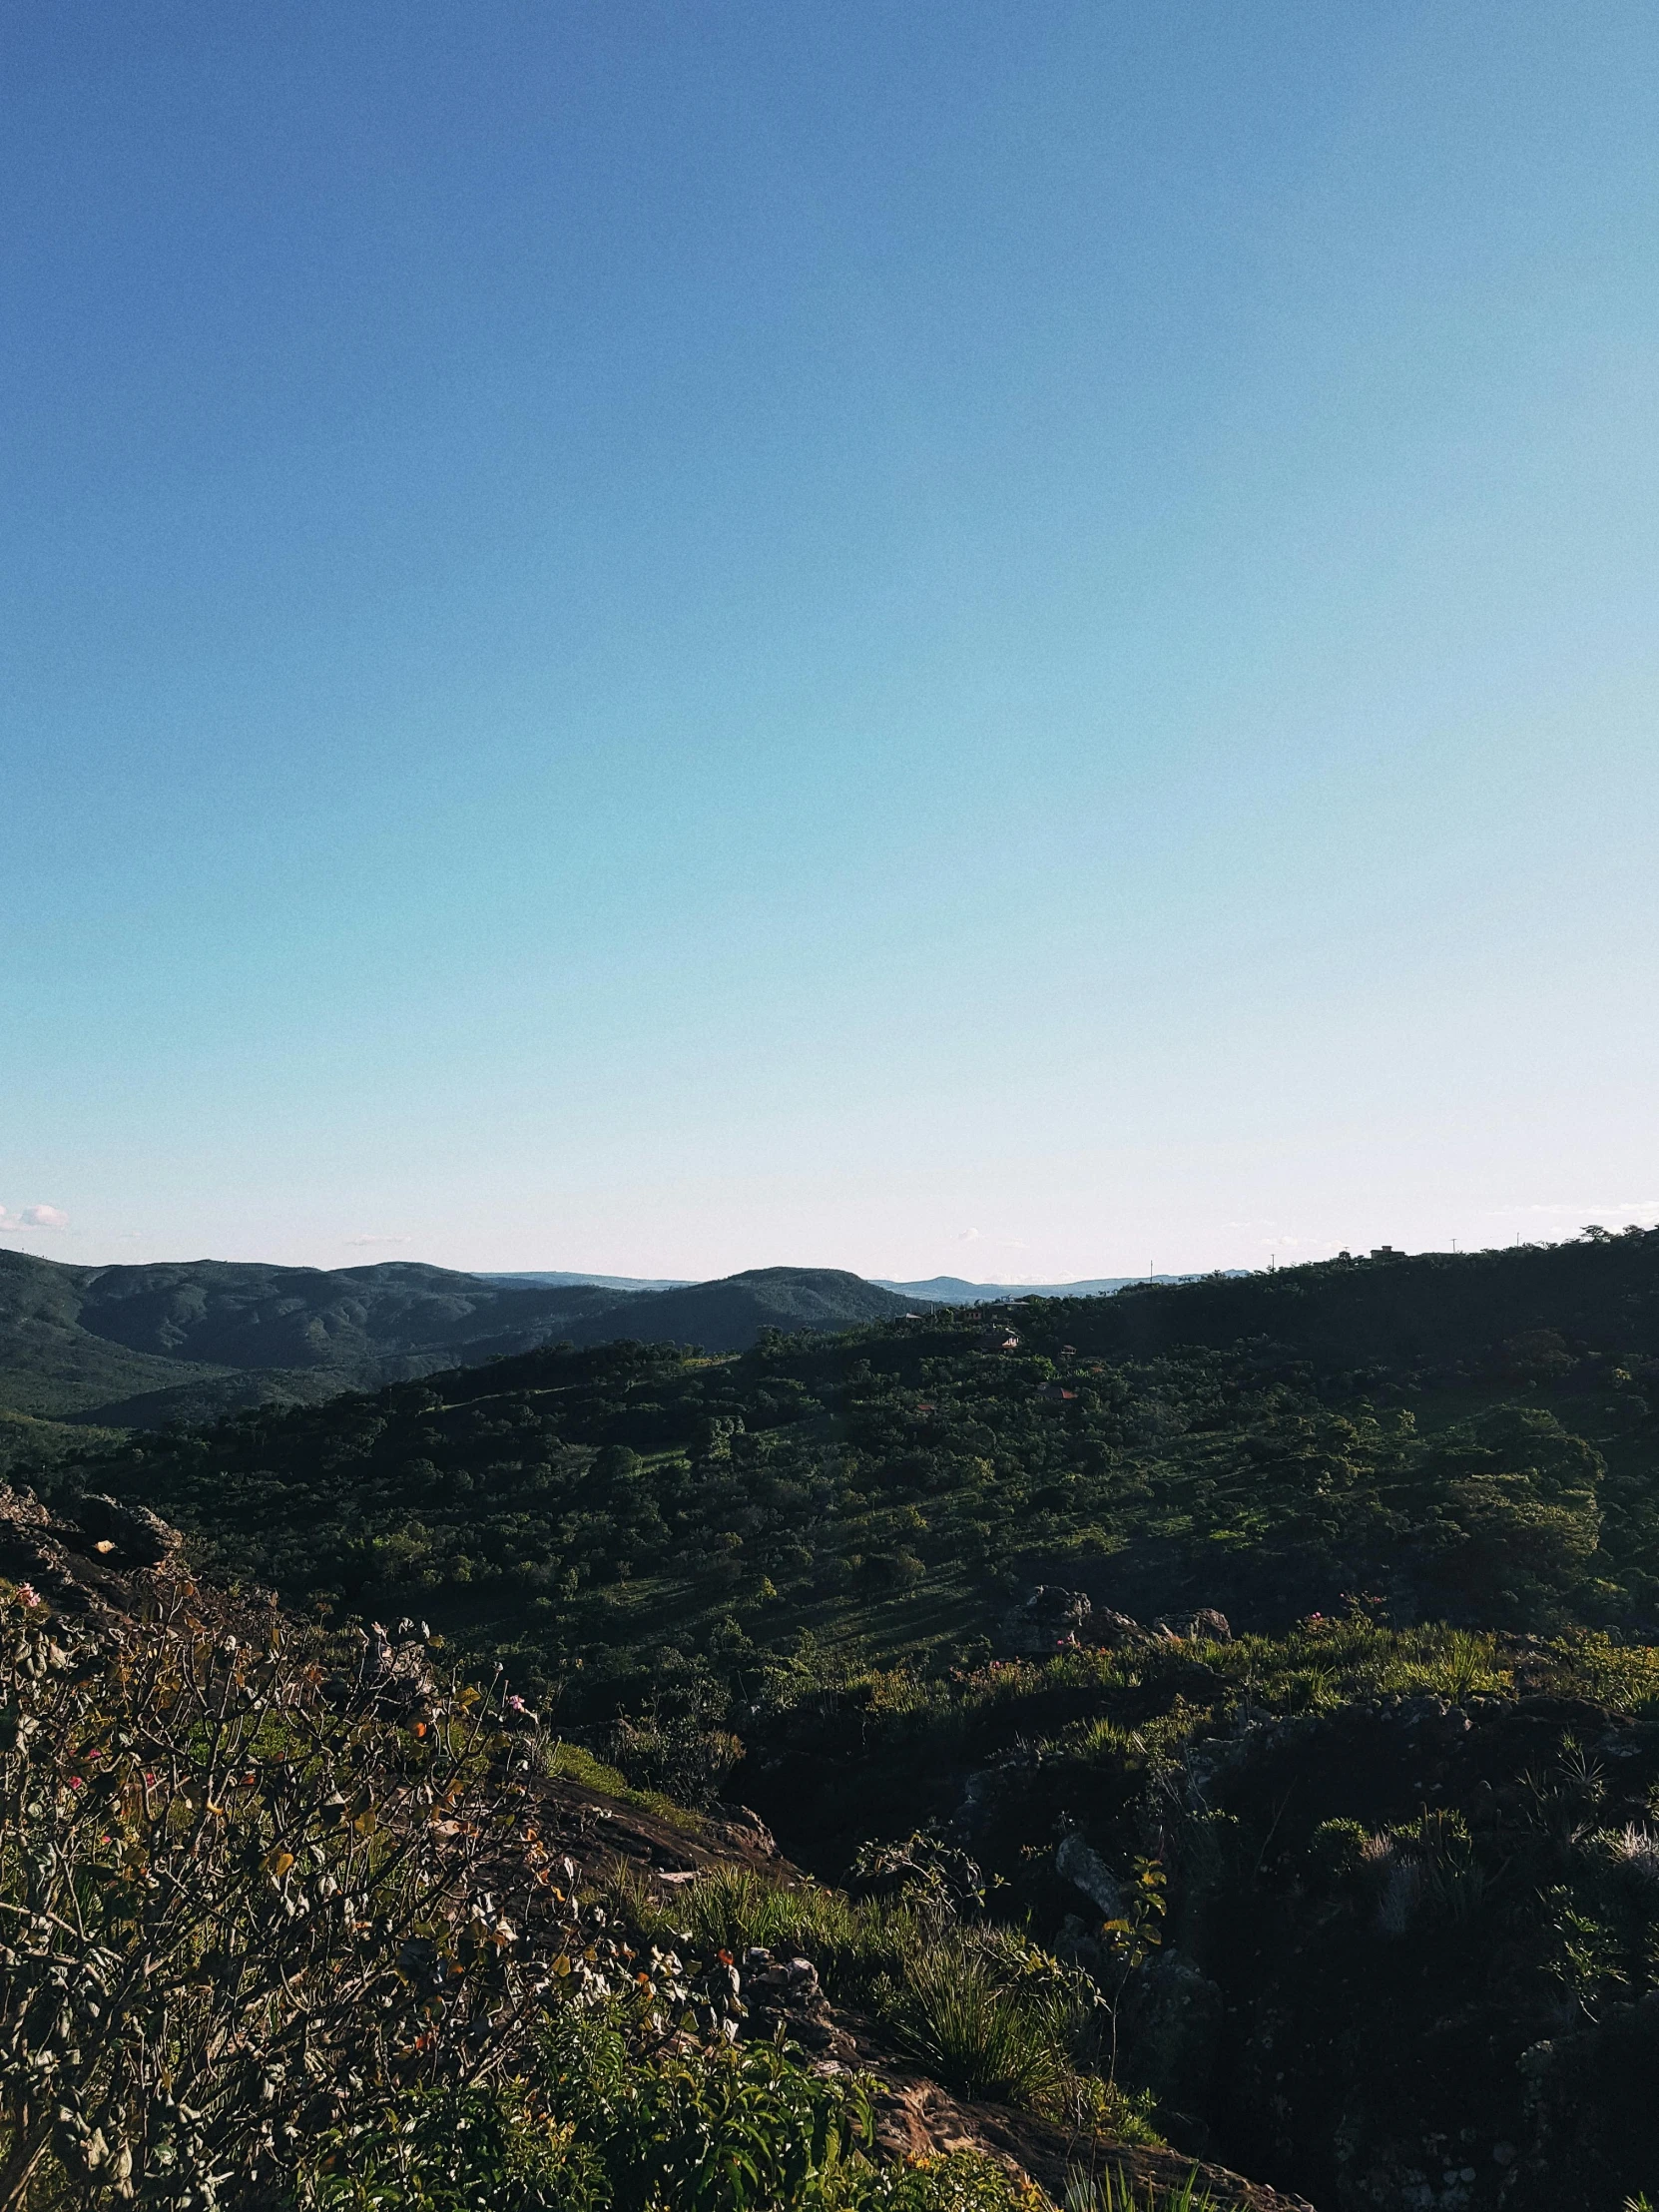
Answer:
0;1580;1051;2212
304;2013;1059;2210
307;2023;875;2212
0;1583;576;2208
310;2060;1047;2212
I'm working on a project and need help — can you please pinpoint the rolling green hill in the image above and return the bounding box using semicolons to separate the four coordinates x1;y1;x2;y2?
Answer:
27;1230;1659;1713
571;1265;915;1350
0;1251;916;1427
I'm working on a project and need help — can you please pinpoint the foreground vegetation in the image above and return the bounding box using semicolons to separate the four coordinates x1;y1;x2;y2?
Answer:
9;1551;1659;2204
0;1575;1085;2212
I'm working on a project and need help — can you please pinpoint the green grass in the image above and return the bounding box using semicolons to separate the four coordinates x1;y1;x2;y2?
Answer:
1062;2168;1214;2212
616;1862;888;1986
877;1944;1072;2107
542;1737;710;1835
611;1862;1161;2143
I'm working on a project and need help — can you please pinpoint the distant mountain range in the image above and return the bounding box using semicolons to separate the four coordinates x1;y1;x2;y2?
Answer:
0;1247;1236;1440
486;1270;1185;1303
480;1272;696;1292
0;1251;918;1432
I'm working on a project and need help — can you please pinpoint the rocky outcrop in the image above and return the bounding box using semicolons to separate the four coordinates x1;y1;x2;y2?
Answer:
1056;1830;1122;1917
737;1945;855;2058
0;1484;188;1613
73;1491;183;1567
1093;1604;1157;1647
1184;1607;1233;1642
713;1804;779;1858
1001;1584;1092;1653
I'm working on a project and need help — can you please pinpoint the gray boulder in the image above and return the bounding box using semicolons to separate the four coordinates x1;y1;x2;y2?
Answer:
1093;1605;1154;1648
1001;1584;1092;1654
1119;1948;1226;2111
1056;1831;1122;1917
1184;1608;1232;1642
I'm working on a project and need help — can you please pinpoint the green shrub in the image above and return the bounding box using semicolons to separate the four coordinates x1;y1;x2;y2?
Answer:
304;2082;604;2210
0;1585;1054;2212
862;2153;1047;2210
303;2019;1049;2212
1306;1817;1371;1886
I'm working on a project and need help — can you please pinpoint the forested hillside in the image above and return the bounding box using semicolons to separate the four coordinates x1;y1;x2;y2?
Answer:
35;1233;1658;1719
0;1250;915;1434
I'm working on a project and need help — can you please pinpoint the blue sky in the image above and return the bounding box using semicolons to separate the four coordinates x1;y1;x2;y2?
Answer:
4;1;1657;1281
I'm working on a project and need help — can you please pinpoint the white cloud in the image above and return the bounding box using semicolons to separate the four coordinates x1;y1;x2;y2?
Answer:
956;1228;982;1242
0;1203;69;1232
344;1235;412;1248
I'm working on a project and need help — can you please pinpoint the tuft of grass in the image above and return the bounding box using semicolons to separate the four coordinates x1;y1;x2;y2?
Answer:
879;1946;1072;2109
1063;2164;1214;2212
1075;1716;1147;1764
1369;1626;1510;1705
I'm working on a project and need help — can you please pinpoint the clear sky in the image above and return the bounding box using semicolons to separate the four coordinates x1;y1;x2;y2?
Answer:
4;1;1657;1284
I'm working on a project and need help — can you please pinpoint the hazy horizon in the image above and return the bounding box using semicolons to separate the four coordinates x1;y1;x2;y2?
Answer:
0;1232;1636;1285
7;4;1656;1283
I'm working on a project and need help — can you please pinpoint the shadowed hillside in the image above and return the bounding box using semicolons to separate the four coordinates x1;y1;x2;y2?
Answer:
1030;1232;1659;1379
559;1266;915;1352
0;1252;916;1429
